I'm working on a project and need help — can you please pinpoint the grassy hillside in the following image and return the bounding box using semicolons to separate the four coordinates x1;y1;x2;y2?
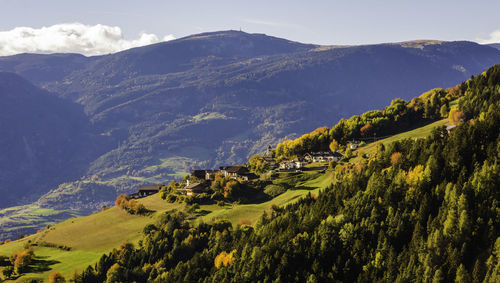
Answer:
199;172;331;225
0;198;180;281
86;65;498;283
0;114;455;281
0;171;333;281
352;118;449;161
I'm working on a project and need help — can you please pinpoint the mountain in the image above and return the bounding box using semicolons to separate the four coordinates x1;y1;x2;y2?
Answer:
1;30;500;238
486;43;500;50
0;53;93;85
0;72;107;206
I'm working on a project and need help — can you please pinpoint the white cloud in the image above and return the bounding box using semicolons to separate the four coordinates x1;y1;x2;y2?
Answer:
0;23;175;56
477;29;500;44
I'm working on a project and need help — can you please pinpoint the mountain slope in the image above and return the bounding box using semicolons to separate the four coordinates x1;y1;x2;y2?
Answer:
0;64;498;281
69;64;500;283
0;53;93;85
0;72;107;207
1;31;500;239
486;43;500;50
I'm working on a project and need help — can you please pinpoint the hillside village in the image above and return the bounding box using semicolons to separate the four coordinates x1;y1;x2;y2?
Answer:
130;146;346;199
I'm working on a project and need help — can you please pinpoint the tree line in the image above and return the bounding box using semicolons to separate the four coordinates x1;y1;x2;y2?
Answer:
275;86;461;160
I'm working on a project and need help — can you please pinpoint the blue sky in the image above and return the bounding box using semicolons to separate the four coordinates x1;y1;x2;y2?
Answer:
0;0;499;55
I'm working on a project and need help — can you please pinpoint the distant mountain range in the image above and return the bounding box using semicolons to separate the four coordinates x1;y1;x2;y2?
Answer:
1;30;500;238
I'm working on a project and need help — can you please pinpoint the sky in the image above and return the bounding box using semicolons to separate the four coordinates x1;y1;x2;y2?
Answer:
0;0;499;56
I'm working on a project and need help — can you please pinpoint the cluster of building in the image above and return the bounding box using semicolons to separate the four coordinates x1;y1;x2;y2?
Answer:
278;151;344;170
130;146;351;198
130;165;258;198
183;165;257;196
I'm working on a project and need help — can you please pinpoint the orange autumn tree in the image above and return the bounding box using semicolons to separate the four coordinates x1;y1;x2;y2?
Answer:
48;271;66;283
390;152;403;165
449;108;465;125
12;249;34;274
214;250;237;268
115;194;147;215
360;123;374;137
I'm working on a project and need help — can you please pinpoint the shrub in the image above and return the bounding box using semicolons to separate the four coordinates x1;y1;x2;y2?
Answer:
2;266;14;279
328;161;337;169
449;108;465;125
264;184;287;197
13;249;34;274
187;204;200;213
115;194;149;215
224;180;240;199
143;224;157;234
211;192;223;201
0;255;9;266
165;194;177;203
115;194;129;208
49;271;66;283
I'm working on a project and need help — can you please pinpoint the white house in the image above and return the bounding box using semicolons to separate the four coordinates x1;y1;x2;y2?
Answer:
305;151;343;163
294;158;307;169
348;140;360;149
279;161;296;170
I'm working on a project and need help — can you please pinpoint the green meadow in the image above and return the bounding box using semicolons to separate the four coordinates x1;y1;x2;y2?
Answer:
0;171;332;281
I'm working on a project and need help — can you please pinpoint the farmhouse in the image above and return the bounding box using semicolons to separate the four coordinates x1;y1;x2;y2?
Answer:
205;169;218;180
294;157;307;169
304;151;343;163
137;184;163;197
185;182;208;196
279;160;296;170
220;165;250;178
278;158;306;170
348;140;361;149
